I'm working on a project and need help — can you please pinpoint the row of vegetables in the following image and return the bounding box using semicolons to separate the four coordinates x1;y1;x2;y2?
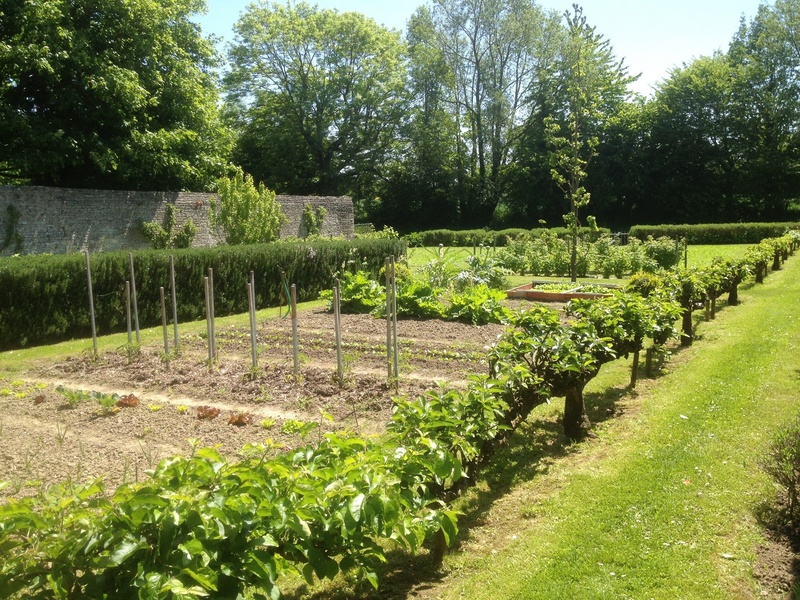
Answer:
0;233;797;599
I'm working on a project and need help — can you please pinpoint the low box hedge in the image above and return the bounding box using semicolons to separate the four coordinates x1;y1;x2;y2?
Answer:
404;227;610;247
630;222;800;244
0;238;405;350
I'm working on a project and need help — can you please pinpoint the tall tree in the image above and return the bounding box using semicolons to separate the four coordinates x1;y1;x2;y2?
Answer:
376;6;462;230
538;4;634;279
643;55;741;223
226;2;408;204
727;0;800;219
430;0;557;225
0;0;229;190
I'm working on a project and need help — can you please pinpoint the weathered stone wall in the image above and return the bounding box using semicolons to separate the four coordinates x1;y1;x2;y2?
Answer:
0;186;353;256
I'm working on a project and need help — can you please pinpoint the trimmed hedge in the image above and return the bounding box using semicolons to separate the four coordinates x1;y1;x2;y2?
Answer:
0;239;405;351
405;227;611;247
630;222;800;245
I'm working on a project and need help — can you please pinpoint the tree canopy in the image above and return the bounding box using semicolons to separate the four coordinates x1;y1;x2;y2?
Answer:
0;0;230;190
226;2;408;199
3;0;800;228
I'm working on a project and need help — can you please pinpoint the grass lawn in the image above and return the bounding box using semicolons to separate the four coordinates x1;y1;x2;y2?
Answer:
430;253;800;598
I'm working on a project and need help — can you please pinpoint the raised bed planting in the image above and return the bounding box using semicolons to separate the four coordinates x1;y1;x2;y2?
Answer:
506;280;619;302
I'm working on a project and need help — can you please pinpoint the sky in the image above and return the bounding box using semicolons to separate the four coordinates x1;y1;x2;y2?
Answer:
194;0;764;98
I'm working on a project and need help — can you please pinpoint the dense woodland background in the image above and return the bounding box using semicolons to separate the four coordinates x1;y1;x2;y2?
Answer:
2;0;800;231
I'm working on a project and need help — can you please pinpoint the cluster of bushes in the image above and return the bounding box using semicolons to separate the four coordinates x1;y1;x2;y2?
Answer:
403;226;611;248
496;232;681;278
630;222;800;244
320;253;511;325
0;238;406;350
405;222;800;249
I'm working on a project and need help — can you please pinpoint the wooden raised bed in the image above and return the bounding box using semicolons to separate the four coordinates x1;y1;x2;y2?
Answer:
506;281;618;302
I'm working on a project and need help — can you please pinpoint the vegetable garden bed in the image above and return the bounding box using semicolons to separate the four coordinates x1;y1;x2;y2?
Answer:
0;309;504;499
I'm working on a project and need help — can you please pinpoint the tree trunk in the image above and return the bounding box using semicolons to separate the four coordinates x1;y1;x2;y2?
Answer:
563;385;592;440
728;284;739;306
630;349;639;388
645;346;654;377
710;297;716;319
681;306;693;347
756;264;765;284
704;299;711;322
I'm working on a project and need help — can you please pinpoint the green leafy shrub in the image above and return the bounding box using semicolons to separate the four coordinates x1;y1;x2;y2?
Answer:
453;255;509;291
141;204;197;249
643;236;681;269
301;203;327;237
761;415;800;529
446;285;510;325
320;271;385;314
211;169;286;245
393;278;446;319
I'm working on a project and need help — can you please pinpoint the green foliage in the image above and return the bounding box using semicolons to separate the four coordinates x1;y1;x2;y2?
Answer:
55;385;91;408
140;204;197;249
320;271;385;314
761;414;800;529
405;227;609;248
211;170;286;245
453;255;510;291
301;204;328;238
630;223;800;245
227;2;407;199
354;225;400;240
447;285;510;325
394;278;447;320
0;238;405;350
1;205;23;254
0;0;230;190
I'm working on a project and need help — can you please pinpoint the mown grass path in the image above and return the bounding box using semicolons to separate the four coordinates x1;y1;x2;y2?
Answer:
436;258;800;599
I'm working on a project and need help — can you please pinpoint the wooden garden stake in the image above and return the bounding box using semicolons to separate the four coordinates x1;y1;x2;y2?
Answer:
204;276;213;367
160;286;169;368
85;250;98;358
129;253;140;344
291;284;299;379
207;267;216;359
169;254;178;350
247;282;258;370
385;257;393;381
334;279;343;384
125;280;132;345
391;256;399;390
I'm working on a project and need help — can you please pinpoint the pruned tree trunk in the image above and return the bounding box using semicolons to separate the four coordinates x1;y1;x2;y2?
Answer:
630;349;639;388
710;297;716;319
756;264;765;283
563;386;592;440
681;307;693;347
704;299;711;321
728;284;739;306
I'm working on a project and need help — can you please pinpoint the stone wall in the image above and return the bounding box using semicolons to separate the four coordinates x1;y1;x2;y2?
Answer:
0;186;353;256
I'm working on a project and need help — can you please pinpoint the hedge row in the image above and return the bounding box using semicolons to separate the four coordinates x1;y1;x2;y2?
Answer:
0;239;406;351
404;227;612;247
629;222;800;244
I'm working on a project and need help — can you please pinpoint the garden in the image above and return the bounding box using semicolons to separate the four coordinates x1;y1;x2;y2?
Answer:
0;230;798;599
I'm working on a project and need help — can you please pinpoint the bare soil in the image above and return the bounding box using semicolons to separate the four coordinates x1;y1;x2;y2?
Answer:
0;308;504;498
